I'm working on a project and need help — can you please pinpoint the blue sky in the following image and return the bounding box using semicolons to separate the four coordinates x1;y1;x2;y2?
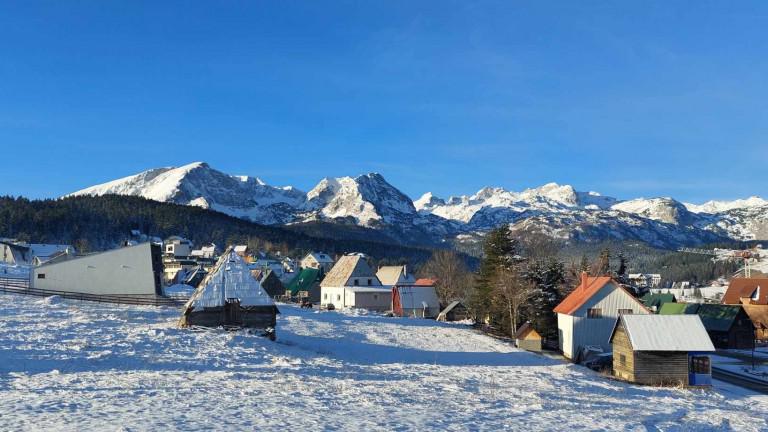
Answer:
1;1;768;202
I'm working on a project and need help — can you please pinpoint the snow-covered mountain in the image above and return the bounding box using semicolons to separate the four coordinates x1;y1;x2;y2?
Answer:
67;162;768;248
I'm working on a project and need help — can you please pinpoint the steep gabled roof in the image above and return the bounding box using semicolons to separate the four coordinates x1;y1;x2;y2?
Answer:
723;278;768;305
658;303;747;333
611;315;714;352
286;267;322;295
376;265;416;286
320;255;379;287
553;276;611;315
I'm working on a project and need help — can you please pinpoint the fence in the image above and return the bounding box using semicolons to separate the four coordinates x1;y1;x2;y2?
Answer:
0;276;187;307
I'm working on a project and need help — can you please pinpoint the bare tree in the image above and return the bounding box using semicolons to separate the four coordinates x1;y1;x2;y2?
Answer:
492;265;535;337
418;250;474;304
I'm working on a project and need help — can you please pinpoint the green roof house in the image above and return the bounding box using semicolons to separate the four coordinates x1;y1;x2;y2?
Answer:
641;293;676;312
286;267;323;302
659;303;754;349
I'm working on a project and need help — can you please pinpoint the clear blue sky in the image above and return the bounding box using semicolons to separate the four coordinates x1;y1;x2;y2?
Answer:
2;1;767;202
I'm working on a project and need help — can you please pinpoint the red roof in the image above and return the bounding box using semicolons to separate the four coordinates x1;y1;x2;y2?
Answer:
414;278;437;286
553;275;613;315
722;278;768;305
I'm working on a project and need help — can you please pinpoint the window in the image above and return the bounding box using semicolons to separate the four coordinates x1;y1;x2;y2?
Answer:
336;294;341;301
353;279;359;286
37;273;45;279
587;308;602;319
618;309;633;316
367;279;372;286
373;294;378;300
752;286;761;301
323;293;328;300
690;356;710;374
619;354;626;366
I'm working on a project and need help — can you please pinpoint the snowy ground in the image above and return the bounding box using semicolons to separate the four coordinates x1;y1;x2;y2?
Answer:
1;296;767;431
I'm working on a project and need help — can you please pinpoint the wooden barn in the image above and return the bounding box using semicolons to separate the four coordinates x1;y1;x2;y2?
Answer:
659;303;754;349
436;301;471;322
514;322;542;352
255;269;286;298
610;314;715;386
179;248;279;338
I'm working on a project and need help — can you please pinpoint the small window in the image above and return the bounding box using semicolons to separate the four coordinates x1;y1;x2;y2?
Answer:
690;356;710;374
587;308;602;319
367;279;372;286
37;273;45;279
373;294;378;300
336;294;341;301
618;309;633;316
323;293;327;300
619;354;626;366
353;279;359;286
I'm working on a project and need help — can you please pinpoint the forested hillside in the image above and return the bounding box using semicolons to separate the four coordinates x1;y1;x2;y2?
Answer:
0;195;437;263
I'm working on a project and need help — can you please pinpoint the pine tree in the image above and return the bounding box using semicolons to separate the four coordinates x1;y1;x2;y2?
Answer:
615;252;628;283
524;258;565;339
471;225;520;330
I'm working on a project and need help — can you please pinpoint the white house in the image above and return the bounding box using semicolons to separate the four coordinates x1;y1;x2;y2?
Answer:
554;273;651;360
1;240;75;266
301;252;335;273
320;254;389;311
376;265;416;288
191;244;217;259
165;236;193;258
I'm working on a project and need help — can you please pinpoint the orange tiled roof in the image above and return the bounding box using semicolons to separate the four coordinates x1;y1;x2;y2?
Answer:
414;278;437;286
722;278;768;305
553;275;613;315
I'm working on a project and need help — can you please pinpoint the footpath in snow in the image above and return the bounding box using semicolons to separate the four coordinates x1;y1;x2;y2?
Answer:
0;295;767;431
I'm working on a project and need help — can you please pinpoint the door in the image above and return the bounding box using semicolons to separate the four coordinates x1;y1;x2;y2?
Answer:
224;298;242;325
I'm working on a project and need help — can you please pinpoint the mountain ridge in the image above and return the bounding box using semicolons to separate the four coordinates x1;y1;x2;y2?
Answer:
68;162;768;248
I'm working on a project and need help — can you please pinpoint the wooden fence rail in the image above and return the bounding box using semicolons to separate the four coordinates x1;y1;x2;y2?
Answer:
0;277;187;307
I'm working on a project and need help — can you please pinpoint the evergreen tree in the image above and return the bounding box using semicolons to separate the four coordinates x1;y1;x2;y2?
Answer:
524;258;565;339
471;225;520;328
615;252;628;283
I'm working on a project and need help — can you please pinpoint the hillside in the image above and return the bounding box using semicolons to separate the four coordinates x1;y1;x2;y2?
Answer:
0;195;437;264
1;296;765;430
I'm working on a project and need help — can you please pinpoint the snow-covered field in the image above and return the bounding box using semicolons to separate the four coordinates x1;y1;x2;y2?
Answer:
1;295;767;431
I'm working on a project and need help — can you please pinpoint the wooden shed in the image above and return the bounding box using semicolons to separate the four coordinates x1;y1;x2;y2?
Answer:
436;301;471;322
514;322;542;352
610;314;715;386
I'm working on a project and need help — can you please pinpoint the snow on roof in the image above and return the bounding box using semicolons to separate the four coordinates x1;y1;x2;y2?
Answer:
29;244;75;259
185;250;274;309
306;252;334;263
233;245;248;253
613;315;714;352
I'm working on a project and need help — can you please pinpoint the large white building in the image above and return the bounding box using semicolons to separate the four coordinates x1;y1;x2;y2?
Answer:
554;274;651;360
32;242;163;296
320;255;390;311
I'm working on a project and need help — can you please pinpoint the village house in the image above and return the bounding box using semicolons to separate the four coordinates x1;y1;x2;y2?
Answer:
300;252;335;273
32;242;163;297
164;236;193;258
376;265;416;288
722;277;768;340
1;240;76;266
610;314;715;386
554;273;651;360
391;284;441;318
286;267;323;303
320;254;389;311
659;303;754;349
190;243;217;260
252;268;286;298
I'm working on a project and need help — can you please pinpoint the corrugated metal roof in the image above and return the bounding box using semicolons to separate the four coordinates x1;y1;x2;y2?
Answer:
186;250;274;309
616;315;714;352
394;286;439;309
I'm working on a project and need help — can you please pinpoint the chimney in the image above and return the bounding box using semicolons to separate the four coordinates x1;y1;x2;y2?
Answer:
581;271;588;290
